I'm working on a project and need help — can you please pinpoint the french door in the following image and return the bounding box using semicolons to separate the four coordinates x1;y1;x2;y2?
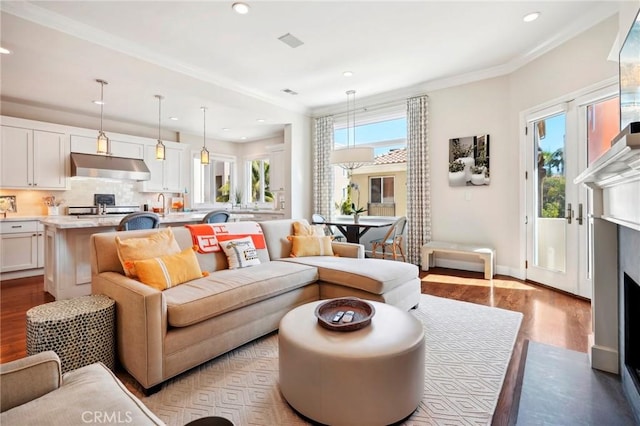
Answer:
525;84;618;298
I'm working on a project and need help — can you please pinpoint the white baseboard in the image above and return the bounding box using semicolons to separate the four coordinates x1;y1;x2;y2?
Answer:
590;342;619;375
1;268;44;282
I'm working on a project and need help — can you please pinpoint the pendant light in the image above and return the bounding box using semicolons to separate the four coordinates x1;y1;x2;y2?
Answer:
96;79;110;155
200;106;210;165
330;90;374;172
154;95;166;160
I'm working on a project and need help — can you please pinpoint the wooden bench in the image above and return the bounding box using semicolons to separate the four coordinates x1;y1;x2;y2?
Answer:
421;241;496;279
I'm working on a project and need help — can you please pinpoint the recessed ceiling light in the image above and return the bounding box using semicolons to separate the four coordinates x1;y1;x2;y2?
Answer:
523;12;540;23
169;117;179;121
93;100;104;105
222;128;230;131
0;47;11;55
343;71;353;77
232;2;250;15
256;119;265;123
282;88;299;95
240;136;247;140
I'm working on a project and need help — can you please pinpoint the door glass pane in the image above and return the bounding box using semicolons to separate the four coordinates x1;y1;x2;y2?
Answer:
382;177;394;203
370;177;381;203
534;113;566;272
587;96;620;165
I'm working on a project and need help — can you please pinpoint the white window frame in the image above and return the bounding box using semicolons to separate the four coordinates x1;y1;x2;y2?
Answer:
191;152;237;208
244;154;272;207
369;176;395;204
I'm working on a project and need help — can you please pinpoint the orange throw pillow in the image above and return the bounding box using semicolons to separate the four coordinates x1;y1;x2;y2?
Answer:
293;221;326;237
115;228;181;278
134;248;203;291
287;235;334;257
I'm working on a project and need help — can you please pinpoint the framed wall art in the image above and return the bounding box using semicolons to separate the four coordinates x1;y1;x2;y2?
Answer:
448;134;490;187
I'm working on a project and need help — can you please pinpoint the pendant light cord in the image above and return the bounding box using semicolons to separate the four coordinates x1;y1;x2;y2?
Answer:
158;96;162;140
203;107;207;148
346;90;356;149
100;81;104;133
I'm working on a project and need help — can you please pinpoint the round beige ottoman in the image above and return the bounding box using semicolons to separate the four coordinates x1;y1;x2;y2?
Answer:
279;300;425;426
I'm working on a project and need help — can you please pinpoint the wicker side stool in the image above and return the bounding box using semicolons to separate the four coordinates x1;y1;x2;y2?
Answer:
26;294;115;373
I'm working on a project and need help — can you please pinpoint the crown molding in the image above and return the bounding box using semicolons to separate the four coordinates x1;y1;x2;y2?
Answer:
1;1;310;117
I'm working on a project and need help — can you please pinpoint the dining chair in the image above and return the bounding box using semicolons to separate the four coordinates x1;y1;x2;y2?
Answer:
202;210;231;223
117;212;160;231
311;214;344;242
370;216;407;261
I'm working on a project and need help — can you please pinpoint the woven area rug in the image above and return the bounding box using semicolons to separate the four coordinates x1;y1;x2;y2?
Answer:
142;295;522;425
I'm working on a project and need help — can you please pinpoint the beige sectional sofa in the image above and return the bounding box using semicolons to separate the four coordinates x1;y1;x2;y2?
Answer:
90;219;420;391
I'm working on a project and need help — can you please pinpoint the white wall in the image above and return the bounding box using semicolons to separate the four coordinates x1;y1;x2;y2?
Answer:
428;76;513;272
426;14;619;276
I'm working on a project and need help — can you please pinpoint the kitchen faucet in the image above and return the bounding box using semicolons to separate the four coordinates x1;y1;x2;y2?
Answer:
157;193;166;216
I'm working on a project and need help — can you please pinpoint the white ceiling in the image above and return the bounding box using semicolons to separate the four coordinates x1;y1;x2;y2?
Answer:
0;1;622;142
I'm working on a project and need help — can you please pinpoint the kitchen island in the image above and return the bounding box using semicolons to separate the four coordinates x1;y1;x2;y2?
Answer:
40;210;285;300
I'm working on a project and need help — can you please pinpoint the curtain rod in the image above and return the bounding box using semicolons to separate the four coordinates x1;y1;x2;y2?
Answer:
322;93;429;120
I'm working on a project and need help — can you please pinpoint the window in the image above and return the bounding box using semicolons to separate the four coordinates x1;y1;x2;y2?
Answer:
334;117;406;157
249;158;273;203
192;153;235;205
370;176;394;203
332;112;407;217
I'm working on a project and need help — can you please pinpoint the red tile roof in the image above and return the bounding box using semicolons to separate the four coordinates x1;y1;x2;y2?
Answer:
375;148;407;164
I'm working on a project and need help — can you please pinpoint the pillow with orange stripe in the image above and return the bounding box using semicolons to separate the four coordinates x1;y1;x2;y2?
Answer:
133;247;204;290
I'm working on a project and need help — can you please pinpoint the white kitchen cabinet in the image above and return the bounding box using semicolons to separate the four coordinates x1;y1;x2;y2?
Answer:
70;134;145;159
251;212;287;221
1;126;67;189
0;221;44;273
268;144;286;192
140;143;186;193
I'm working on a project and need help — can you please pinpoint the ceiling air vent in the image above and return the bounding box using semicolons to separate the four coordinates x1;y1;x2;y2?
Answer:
282;88;298;95
278;33;304;48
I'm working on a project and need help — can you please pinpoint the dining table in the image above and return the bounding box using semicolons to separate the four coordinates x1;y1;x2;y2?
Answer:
314;217;396;244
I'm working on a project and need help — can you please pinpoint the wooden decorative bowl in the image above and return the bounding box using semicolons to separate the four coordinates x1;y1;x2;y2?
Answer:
314;297;375;332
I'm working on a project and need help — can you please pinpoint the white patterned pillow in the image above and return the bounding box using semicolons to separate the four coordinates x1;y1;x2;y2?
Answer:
220;236;261;269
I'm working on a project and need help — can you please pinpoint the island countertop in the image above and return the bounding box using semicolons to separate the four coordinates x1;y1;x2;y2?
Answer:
38;212;267;229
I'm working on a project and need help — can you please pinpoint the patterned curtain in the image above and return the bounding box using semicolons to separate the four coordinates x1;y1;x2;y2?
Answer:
313;116;334;218
406;95;431;265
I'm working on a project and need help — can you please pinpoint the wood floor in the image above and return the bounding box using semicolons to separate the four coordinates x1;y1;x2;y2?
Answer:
0;268;592;426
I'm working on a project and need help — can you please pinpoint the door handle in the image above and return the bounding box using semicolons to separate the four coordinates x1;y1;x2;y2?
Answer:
565;203;573;224
577;203;583;225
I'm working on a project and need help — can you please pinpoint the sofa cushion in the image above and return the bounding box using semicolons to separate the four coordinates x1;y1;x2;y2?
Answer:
163;261;318;327
134;247;203;290
0;363;163;425
278;257;418;295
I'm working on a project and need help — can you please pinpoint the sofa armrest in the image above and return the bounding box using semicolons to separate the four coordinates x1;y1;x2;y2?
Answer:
0;351;61;412
331;242;365;258
92;272;166;389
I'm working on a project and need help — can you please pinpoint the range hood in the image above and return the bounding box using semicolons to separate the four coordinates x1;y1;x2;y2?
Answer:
70;152;151;181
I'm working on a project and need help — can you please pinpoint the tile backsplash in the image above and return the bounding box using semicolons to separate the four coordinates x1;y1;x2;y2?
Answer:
0;178;177;216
